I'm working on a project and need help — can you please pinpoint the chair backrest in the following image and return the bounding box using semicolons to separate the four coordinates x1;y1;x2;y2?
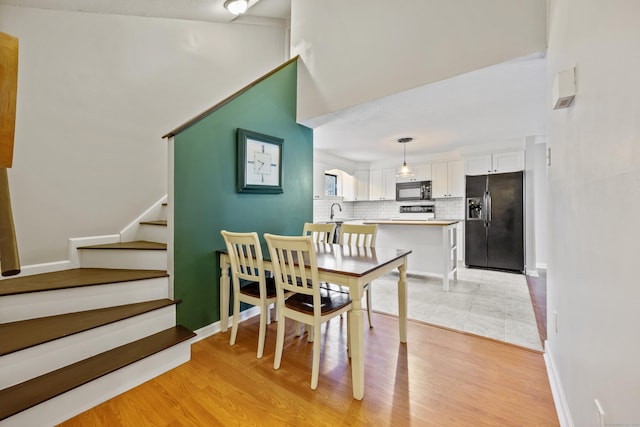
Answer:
339;224;377;248
302;222;336;244
221;230;266;286
264;233;322;313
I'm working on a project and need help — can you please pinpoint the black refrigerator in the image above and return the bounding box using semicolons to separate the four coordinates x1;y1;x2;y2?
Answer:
465;171;524;272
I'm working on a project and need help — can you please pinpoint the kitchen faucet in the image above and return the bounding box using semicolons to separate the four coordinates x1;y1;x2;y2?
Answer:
330;202;342;220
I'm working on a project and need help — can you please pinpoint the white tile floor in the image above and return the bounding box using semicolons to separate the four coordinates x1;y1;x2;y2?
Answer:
369;266;543;351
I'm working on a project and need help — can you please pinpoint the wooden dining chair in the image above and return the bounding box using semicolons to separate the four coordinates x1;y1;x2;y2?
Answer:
221;230;276;359
264;233;352;390
339;223;378;328
299;222;337;337
302;222;336;244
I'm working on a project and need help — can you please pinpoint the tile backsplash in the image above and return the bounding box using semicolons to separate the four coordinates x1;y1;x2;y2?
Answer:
313;198;464;222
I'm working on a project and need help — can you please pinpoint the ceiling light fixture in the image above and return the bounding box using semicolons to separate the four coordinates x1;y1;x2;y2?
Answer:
224;0;248;15
396;137;415;178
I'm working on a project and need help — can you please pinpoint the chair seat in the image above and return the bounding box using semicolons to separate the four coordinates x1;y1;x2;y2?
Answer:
285;288;352;315
239;277;277;298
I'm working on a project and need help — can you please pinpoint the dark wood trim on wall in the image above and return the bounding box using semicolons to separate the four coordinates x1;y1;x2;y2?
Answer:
162;56;300;139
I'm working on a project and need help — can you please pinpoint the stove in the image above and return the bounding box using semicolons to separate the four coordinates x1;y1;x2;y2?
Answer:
391;205;435;221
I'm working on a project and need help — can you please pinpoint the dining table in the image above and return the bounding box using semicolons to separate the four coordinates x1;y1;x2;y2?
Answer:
218;242;412;400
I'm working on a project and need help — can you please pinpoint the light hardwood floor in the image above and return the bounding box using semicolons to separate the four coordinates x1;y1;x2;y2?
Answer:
59;312;558;426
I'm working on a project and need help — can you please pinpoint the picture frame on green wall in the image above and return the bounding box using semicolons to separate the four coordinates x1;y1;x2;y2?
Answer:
237;128;284;194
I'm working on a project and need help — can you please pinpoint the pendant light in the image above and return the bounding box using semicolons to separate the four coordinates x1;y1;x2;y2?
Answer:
224;0;248;15
396;137;415;177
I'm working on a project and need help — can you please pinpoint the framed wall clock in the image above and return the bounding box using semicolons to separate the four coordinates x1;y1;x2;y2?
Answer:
237;128;283;194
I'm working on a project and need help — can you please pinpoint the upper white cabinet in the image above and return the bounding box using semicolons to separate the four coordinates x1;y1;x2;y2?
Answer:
353;170;370;201
465;150;525;176
341;173;355;201
313;161;328;200
432;160;464;198
314;165;356;200
396;163;432;183
370;168;397;200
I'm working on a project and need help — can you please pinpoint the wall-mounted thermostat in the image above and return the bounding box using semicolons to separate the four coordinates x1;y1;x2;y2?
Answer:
553;67;576;110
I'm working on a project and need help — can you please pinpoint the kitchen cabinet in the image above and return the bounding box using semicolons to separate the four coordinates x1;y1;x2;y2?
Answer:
353;170;370;201
369;168;397;200
465;150;525;176
314;165;355;200
313;161;328;199
432;160;464;198
396;163;432;183
341;173;355;201
456;222;464;262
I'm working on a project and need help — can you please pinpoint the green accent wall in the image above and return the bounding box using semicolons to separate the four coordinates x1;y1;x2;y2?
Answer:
173;61;313;330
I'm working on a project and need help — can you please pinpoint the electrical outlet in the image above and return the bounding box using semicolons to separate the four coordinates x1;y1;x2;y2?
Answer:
594;399;605;427
553;310;558;333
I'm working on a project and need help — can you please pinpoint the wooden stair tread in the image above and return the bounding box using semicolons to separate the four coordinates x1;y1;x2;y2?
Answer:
0;325;195;421
78;241;167;250
139;220;167;226
0;268;168;297
0;299;179;356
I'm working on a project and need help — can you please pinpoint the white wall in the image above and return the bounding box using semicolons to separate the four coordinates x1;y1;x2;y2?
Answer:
533;140;548;268
0;6;286;266
291;0;547;125
546;0;640;424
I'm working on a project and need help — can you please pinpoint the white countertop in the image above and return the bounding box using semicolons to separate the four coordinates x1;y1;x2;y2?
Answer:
363;220;459;226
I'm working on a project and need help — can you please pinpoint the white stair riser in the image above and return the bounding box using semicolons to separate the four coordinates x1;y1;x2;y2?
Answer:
160;204;167;221
0;341;191;427
79;249;166;270
0;278;169;323
137;224;167;244
0;306;176;389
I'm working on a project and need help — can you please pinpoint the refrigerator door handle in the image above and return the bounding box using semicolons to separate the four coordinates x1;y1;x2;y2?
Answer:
487;191;492;225
482;192;488;225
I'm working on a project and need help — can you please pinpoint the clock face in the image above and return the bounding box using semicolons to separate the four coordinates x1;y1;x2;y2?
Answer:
246;138;280;186
237;128;283;194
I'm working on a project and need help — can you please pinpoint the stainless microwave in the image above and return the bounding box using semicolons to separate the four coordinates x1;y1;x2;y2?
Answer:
396;180;432;201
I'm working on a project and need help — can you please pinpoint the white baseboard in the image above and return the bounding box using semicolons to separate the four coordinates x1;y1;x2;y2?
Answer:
192;306;261;343
0;260;71;280
543;340;573;427
537;262;548;270
120;195;167;242
68;234;120;268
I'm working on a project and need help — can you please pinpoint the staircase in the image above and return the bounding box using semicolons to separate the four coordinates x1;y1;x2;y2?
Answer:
0;200;195;426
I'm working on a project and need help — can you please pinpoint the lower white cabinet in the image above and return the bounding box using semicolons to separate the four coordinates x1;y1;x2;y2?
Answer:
432;160;464;198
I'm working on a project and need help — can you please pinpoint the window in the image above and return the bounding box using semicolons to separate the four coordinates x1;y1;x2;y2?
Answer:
325;173;337;196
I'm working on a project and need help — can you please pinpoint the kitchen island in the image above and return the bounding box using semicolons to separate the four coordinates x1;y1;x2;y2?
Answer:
363;220;459;291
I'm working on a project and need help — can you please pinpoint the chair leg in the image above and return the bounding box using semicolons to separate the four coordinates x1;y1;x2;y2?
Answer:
310;323;321;390
346;310;351;359
230;295;240;346
366;287;373;328
256;304;268;359
273;306;286;370
307;324;314;342
294;321;304;337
